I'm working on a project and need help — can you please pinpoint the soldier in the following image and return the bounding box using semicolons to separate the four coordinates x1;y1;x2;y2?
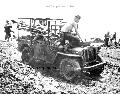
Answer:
104;32;110;47
60;15;82;49
4;20;13;41
33;31;45;43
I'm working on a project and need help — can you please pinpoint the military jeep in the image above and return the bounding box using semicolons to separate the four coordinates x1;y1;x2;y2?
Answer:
21;34;106;81
18;17;106;81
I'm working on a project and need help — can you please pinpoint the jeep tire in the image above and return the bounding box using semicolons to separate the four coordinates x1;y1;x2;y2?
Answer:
60;58;81;81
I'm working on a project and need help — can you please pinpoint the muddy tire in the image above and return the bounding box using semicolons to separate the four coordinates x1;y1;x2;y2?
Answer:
60;58;81;81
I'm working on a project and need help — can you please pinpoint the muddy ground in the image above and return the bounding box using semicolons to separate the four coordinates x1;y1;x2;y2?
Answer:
0;40;120;94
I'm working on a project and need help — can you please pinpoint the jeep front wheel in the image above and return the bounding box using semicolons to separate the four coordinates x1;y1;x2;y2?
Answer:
60;58;81;81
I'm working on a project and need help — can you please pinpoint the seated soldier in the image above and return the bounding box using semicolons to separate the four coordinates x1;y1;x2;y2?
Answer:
60;15;82;49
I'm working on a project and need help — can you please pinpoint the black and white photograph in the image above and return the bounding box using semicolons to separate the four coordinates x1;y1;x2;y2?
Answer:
0;0;120;93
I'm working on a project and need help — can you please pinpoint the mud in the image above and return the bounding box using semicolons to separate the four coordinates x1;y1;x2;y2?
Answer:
0;40;120;94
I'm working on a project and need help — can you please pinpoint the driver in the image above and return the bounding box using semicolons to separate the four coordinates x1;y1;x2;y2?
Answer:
60;15;82;48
